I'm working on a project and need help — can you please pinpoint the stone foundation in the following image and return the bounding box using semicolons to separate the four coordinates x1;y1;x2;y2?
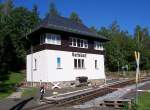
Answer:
25;79;105;89
89;79;105;86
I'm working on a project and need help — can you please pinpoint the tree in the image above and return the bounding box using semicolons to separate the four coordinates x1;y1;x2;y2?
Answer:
0;34;17;81
69;12;82;23
134;26;150;70
98;22;137;71
30;4;40;28
48;2;60;16
2;0;13;15
0;1;40;81
90;26;97;32
0;2;40;72
2;34;18;70
109;21;120;33
98;27;111;38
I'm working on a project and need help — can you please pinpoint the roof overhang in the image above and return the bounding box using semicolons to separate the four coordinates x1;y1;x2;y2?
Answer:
27;26;109;42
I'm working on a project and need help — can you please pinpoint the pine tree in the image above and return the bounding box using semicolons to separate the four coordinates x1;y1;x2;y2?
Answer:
31;4;40;27
48;2;60;16
2;0;13;15
69;12;82;23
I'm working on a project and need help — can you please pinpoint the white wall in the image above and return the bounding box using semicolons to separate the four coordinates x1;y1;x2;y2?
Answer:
26;50;106;82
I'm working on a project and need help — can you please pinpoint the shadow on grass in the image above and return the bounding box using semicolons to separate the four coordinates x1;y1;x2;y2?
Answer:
0;83;16;99
0;72;24;100
0;83;16;92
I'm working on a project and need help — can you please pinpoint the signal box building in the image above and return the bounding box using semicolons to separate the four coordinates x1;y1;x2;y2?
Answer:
26;14;108;87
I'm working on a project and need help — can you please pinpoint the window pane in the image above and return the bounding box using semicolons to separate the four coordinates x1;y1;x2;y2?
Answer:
69;37;72;46
73;38;77;46
77;39;81;47
47;35;51;43
94;41;103;50
81;40;84;47
40;34;45;44
52;35;55;43
94;41;96;49
57;57;60;64
74;59;77;68
78;59;81;68
46;33;61;45
57;36;61;45
57;57;61;68
82;59;84;68
84;40;88;48
95;60;97;68
34;58;37;70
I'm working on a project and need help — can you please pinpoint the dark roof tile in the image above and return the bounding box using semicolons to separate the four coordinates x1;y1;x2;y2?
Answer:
29;14;108;41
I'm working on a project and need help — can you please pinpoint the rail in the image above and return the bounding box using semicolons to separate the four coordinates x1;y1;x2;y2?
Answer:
24;77;150;110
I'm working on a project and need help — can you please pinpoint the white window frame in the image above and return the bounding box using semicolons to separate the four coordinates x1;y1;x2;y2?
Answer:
46;33;61;45
73;38;77;47
56;57;62;69
95;60;98;69
33;58;37;70
74;58;85;69
40;34;46;44
69;37;88;49
83;40;88;48
94;41;103;50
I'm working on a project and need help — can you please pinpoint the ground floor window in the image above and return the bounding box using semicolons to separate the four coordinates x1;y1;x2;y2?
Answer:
74;59;77;68
57;57;61;68
74;59;85;69
33;58;37;70
95;60;98;69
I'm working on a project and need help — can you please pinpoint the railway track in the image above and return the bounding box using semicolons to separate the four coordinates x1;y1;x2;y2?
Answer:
24;77;150;110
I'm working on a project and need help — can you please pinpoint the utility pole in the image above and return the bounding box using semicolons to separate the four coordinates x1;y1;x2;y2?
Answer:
134;51;140;105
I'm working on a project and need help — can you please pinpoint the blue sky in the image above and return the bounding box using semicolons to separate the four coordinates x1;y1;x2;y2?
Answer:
3;0;150;34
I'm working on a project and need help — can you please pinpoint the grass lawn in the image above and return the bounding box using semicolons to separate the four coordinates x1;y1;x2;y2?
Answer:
0;72;24;100
138;92;150;110
22;87;37;97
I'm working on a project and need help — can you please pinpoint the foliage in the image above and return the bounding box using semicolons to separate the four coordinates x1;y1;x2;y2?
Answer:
121;101;138;110
0;1;149;82
22;87;37;97
0;1;40;81
98;21;150;71
0;72;24;100
138;92;150;110
69;11;82;23
48;2;60;16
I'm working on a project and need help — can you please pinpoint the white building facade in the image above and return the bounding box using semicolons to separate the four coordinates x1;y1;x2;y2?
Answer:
26;15;108;86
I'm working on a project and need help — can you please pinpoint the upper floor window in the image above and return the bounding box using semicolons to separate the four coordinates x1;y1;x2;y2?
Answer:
46;33;61;45
69;37;88;48
94;41;103;50
40;34;46;44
